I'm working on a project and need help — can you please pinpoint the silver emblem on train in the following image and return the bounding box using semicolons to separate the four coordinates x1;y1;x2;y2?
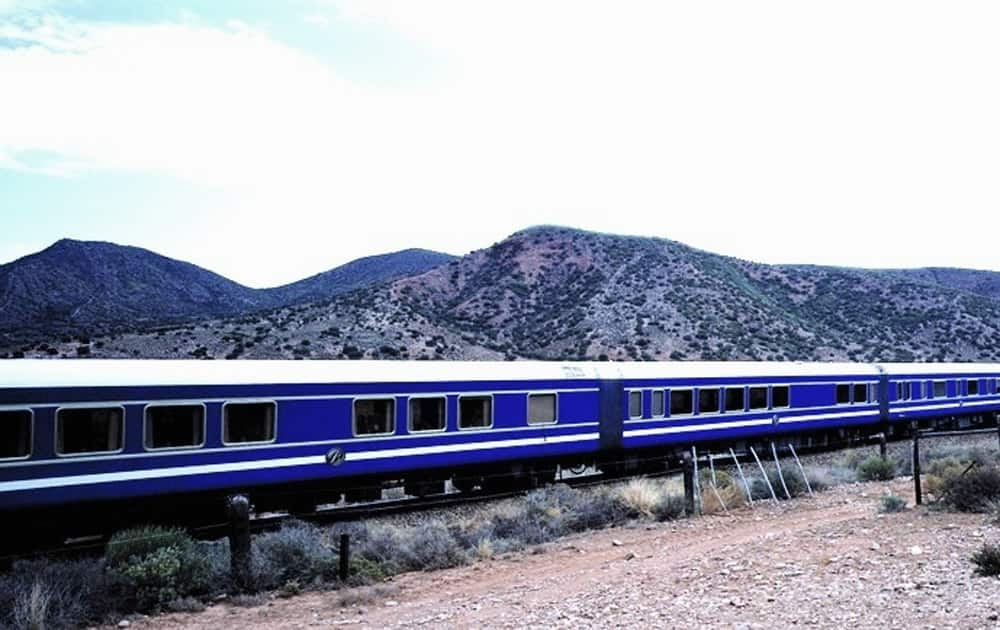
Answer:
326;447;345;466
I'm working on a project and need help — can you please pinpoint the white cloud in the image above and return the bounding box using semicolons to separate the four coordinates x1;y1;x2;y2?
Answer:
2;2;1000;285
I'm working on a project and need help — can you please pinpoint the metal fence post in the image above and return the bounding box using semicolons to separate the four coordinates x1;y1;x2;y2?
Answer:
682;450;697;516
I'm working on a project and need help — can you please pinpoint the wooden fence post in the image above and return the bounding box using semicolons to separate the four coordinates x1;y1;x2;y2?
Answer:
227;494;252;591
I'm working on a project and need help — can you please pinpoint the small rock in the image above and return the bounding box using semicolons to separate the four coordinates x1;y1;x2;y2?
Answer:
385;600;398;607
612;539;623;547
118;622;130;629
909;546;923;556
869;542;881;551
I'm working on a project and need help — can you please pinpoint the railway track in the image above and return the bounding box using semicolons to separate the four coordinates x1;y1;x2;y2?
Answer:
7;427;996;565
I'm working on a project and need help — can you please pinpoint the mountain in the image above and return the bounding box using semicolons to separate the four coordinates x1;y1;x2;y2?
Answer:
269;249;456;305
0;239;454;348
0;239;269;336
24;225;1000;362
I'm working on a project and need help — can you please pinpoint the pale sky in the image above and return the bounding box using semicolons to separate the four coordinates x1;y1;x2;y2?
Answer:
1;1;998;287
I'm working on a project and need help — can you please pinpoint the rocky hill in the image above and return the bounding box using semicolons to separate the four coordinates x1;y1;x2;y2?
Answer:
14;226;1000;362
268;249;455;305
0;239;454;349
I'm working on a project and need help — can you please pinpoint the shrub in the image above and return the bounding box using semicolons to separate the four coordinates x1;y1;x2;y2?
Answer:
856;456;897;481
942;466;1000;513
106;525;192;568
972;543;1000;577
653;493;687;521
615;479;664;519
393;520;468;571
106;526;222;611
879;493;907;513
0;557;110;630
251;520;339;591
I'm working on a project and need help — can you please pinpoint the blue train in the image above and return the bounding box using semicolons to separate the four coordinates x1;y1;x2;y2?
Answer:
1;360;999;536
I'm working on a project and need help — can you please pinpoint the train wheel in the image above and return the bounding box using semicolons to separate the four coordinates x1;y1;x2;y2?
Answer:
452;475;481;493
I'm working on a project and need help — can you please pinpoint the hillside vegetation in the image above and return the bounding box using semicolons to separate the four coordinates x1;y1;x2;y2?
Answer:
10;226;1000;361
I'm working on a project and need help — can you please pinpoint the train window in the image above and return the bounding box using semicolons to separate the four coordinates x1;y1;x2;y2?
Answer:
528;393;557;425
853;384;867;404
836;384;850;405
56;407;124;455
895;383;903;400
670;389;693;416
459;395;493;429
933;381;946;398
353;399;395;436
409;397;446;433
748;386;768;410
651;390;665;417
913;382;924;399
869;383;878;403
772;386;790;408
968;380;979;396
628;391;642;419
724;387;744;412
144;405;205;450
698;388;720;414
0;410;32;459
223;402;276;444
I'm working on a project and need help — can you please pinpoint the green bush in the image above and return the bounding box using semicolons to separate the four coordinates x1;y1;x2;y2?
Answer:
972;543;1000;577
856;456;897;481
879;494;906;513
106;525;192;568
106;526;222;611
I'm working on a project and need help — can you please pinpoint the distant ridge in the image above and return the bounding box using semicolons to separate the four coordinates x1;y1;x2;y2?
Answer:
0;238;454;346
11;225;1000;362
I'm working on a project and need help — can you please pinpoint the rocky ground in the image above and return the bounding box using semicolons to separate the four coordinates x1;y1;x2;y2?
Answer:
125;476;1000;629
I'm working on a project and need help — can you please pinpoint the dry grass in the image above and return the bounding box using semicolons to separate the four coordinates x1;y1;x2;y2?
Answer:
615;479;664;518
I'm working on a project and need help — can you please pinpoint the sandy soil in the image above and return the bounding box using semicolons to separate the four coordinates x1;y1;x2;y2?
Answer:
126;478;1000;629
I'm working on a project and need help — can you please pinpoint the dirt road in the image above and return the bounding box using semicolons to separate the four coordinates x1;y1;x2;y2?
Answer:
131;479;1000;629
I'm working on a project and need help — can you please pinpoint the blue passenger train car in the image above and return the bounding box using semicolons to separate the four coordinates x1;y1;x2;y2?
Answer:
2;360;999;537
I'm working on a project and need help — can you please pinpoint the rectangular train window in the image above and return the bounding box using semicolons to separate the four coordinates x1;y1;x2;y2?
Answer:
0;410;32;459
409;397;445;433
354;399;395;436
724;387;744;412
651;390;665;417
913;382;924;399
459;395;493;429
56;407;124;455
933;381;946;398
895;383;904;400
968;379;980;396
748;386;768;410
698;388;720;414
628;391;642;419
869;383;878;403
670;389;693;416
223;402;276;444
145;405;205;450
528;393;557;425
836;384;850;405
853;384;867;404
772;385;790;408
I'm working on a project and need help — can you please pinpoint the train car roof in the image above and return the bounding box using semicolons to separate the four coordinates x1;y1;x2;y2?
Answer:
0;359;890;389
875;362;1000;376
